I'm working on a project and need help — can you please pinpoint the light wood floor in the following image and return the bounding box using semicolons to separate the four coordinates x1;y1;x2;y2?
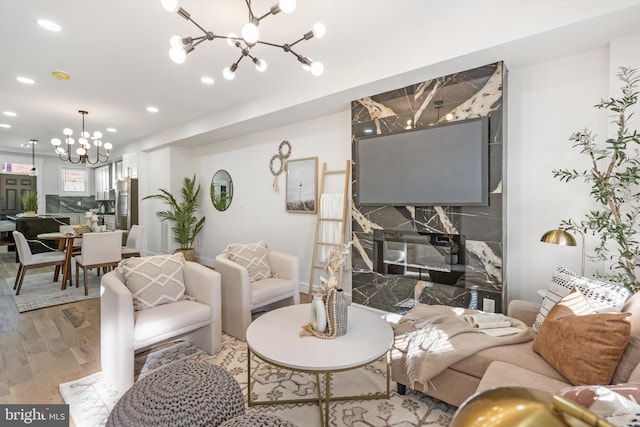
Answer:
0;247;100;420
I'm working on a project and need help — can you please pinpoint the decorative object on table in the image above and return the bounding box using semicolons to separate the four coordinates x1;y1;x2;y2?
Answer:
211;170;233;211
301;243;351;339
286;157;317;213
20;190;38;216
269;140;291;192
451;387;614;427
143;174;205;261
50;110;113;165
160;0;325;78
310;293;326;333
552;67;640;293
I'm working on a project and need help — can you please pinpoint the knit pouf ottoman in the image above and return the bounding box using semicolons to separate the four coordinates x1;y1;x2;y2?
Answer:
106;361;245;427
220;413;298;427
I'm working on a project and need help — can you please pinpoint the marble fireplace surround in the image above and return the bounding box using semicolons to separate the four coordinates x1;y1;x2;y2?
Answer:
350;62;506;315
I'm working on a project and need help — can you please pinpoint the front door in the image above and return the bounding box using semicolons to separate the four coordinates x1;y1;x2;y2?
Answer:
0;174;36;218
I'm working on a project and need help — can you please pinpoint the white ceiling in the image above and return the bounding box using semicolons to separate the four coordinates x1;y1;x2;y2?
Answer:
2;0;640;160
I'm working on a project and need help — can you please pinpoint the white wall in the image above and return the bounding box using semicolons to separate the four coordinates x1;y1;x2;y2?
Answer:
506;32;640;302
193;111;352;292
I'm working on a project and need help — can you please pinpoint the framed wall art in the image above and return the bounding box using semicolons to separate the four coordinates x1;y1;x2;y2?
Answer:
286;157;318;213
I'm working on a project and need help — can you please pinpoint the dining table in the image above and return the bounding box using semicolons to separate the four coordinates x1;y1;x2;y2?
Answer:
36;231;81;290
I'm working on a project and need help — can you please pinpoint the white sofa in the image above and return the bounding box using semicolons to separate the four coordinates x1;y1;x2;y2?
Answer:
100;261;222;394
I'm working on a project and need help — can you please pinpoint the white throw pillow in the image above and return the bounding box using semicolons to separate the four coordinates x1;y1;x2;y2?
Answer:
119;252;186;311
533;267;630;332
226;240;271;282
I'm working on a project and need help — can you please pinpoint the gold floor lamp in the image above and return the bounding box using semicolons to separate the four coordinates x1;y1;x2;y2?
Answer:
540;228;586;276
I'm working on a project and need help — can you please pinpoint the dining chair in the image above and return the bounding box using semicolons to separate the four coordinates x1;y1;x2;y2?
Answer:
74;231;122;296
122;225;144;258
12;231;66;295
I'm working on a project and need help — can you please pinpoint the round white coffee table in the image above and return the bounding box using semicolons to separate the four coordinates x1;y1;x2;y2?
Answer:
245;304;393;427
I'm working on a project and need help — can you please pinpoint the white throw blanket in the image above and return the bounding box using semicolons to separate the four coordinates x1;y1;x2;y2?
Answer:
319;193;344;262
393;304;535;389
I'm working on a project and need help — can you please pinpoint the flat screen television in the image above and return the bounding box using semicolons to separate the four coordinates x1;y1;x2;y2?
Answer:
355;117;489;206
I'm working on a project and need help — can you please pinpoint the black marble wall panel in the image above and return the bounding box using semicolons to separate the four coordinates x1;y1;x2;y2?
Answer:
351;62;506;315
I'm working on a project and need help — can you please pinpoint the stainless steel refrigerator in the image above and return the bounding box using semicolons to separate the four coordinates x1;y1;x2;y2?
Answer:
115;178;138;231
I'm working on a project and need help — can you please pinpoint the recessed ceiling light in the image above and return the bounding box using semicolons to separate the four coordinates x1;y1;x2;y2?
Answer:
17;76;35;85
20;143;31;148
37;19;61;32
201;76;215;85
3;111;17;117
147;106;159;113
0;124;11;129
51;70;70;80
106;127;117;133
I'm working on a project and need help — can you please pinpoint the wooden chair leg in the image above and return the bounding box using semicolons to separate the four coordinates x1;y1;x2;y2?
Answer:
76;263;80;288
83;267;89;296
13;264;24;290
53;265;60;282
15;266;27;295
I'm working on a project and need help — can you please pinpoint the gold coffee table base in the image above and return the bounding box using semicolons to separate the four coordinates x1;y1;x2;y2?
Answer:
247;348;391;427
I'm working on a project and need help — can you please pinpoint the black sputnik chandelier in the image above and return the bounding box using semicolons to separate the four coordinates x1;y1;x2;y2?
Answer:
160;0;326;80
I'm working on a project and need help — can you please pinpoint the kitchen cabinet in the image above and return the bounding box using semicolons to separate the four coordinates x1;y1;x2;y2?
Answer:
95;164;113;200
122;153;138;178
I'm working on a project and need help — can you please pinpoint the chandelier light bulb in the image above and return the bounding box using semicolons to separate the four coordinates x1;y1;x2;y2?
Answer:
169;46;187;63
79;137;88;146
254;58;267;72
227;33;239;47
76;147;86;156
170;35;183;48
279;0;296;14
63;128;73;136
67;137;75;145
51;138;61;146
312;23;326;38
310;61;324;76
81;131;89;138
241;22;260;44
55;147;65;154
104;142;113;150
93;131;103;139
161;0;179;13
223;67;236;80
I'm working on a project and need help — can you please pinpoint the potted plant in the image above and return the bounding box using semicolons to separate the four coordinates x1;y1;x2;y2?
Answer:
20;190;37;216
143;174;205;261
553;67;640;292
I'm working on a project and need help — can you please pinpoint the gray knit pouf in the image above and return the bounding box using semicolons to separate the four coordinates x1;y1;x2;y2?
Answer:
220;413;298;427
106;361;245;427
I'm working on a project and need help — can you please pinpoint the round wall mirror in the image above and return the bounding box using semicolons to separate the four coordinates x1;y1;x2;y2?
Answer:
211;170;233;211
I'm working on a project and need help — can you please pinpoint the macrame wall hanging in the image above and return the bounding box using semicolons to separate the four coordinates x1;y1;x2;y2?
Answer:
269;140;291;192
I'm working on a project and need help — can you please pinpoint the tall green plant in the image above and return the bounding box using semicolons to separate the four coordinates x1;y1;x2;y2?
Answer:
20;190;37;212
143;175;206;249
553;67;640;292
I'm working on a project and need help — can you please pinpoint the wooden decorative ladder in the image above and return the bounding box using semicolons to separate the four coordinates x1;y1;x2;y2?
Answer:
308;160;351;300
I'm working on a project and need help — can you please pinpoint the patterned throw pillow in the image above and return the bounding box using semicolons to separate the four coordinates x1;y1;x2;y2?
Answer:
533;267;630;332
226;241;272;282
119;252;186;311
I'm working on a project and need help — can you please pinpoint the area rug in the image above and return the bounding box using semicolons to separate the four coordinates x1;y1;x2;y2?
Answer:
3;272;100;312
60;335;456;427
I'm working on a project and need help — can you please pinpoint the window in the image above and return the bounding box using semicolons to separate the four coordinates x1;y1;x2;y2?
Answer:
2;162;33;174
60;167;90;196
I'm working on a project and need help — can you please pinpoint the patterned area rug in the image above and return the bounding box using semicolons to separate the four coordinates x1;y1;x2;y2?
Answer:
59;335;456;427
3;272;100;312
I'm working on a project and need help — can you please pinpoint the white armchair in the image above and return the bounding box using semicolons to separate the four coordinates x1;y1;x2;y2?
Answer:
215;249;299;341
100;260;222;394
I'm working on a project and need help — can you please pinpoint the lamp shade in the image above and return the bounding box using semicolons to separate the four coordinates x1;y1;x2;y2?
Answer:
540;229;577;246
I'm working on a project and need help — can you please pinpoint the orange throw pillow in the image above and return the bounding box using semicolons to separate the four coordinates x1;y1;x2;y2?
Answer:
533;292;630;386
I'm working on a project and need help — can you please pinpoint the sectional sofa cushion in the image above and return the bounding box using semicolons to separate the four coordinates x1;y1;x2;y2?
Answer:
118;252;186;311
533;267;630;332
226;240;271;282
533;291;631;385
